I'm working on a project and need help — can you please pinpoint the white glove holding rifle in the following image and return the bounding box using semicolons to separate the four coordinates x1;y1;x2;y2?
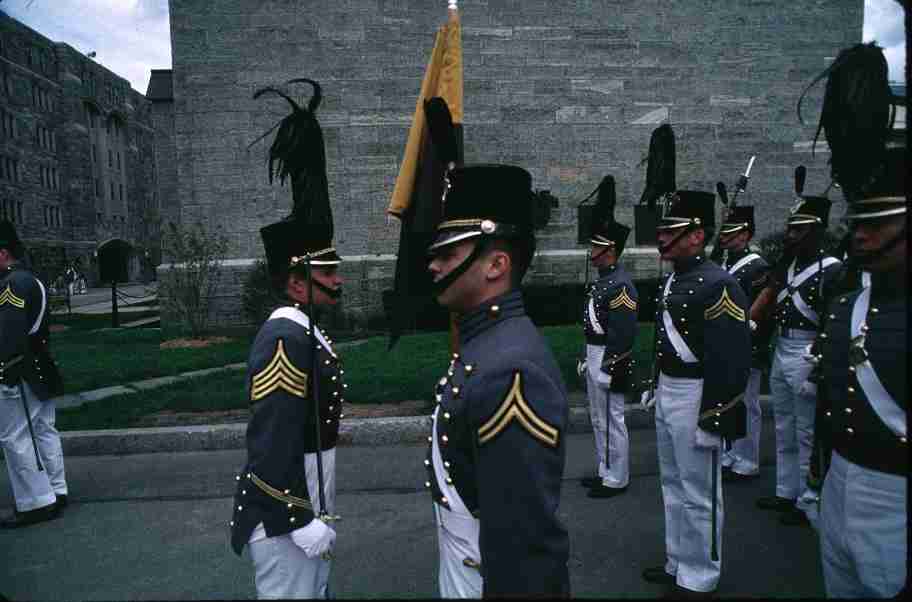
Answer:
291;517;336;559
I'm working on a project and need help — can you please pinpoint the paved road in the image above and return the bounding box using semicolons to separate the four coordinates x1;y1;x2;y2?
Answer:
0;419;825;600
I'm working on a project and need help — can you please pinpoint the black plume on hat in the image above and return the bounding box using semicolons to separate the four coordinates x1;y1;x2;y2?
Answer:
425;97;459;170
639;124;676;211
798;42;895;202
252;78;333;233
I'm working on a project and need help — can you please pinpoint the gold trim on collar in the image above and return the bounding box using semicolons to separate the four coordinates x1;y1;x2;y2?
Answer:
705;286;746;322
477;372;559;448
249;472;313;509
609;286;637;311
699;393;745;422
251;339;309;401
0;285;25;309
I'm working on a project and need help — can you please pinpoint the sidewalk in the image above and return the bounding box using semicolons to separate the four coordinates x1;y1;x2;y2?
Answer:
48;361;772;456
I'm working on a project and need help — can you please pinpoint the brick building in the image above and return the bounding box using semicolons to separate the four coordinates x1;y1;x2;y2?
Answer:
163;0;864;327
0;11;159;287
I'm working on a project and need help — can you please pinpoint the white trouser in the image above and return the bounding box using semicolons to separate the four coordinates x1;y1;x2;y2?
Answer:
0;382;64;512
820;451;907;598
585;345;629;488
249;534;332;599
655;373;723;593
435;503;482;598
769;334;816;501
722;368;763;476
248;448;336;599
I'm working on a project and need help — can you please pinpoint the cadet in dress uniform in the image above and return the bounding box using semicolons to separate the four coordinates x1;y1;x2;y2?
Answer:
423;164;570;598
815;148;906;598
229;220;345;599
640;191;751;597
230;78;344;599
0;220;67;529
713;206;770;482
579;176;638;498
752;193;843;528
799;41;907;597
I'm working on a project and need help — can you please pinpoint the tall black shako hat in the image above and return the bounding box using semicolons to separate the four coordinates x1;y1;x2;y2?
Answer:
428;164;539;253
844;146;906;221
786;165;831;227
656;190;716;233
588;176;631;255
0;219;23;257
720;205;755;236
252;78;341;286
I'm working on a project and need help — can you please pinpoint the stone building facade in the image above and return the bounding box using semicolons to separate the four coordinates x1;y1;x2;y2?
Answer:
0;12;159;287
163;0;863;328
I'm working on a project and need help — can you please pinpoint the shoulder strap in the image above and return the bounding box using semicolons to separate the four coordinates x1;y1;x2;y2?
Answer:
850;289;905;438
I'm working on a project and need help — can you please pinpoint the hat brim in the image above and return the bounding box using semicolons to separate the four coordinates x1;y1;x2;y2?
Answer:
719;223;750;235
589;235;617;247
787;215;823;226
289;247;343;267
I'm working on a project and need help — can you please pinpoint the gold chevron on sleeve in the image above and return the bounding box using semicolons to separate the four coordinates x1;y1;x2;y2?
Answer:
477;372;559;448
250;339;309;401
0;285;25;309
608;286;637;311
704;286;746;322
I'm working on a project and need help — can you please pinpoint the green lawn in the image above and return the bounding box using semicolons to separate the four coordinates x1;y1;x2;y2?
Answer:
53;328;251;394
50;310;160;333
56;323;656;431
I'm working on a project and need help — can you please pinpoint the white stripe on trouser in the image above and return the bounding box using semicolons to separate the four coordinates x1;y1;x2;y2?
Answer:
722;369;763;476
655;373;723;593
248;534;332;599
0;382;63;511
585;345;629;488
769;335;816;501
820;451;907;598
435;503;483;598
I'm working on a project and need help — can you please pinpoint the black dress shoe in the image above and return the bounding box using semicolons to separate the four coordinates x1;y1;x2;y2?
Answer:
580;476;601;488
779;508;811;527
588;484;628;499
723;470;758;483
642;566;676;585
55;494;68;511
755;496;796;512
0;504;60;529
664;584;714;599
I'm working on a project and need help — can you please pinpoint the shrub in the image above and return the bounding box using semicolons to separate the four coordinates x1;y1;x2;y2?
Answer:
241;259;282;326
159;221;228;338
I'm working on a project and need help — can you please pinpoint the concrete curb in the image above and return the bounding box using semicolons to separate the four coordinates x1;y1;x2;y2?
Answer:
58;398;771;456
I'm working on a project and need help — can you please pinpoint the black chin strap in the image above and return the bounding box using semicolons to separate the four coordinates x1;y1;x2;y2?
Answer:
430;237;492;297
658;227;692;255
312;277;342;300
591;246;612;263
850;225;907;267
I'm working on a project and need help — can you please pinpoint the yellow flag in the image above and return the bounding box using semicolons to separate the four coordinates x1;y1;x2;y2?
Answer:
387;5;462;218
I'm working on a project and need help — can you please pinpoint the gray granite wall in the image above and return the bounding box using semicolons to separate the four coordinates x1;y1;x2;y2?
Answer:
164;0;862;328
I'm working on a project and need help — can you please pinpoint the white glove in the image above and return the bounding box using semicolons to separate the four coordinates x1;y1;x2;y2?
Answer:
639;389;656;410
596;371;612;390
798;380;818;398
290;517;336;559
576;358;587;378
749;319;757;332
